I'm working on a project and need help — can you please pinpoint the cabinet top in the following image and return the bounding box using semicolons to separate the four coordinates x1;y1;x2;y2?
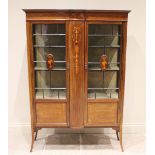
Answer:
23;9;130;21
23;9;131;13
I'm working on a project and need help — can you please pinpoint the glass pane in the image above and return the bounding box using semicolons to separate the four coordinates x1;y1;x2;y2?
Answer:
88;24;119;35
88;36;119;47
88;24;120;99
34;47;65;61
88;89;118;99
33;24;67;99
33;24;65;34
35;89;66;99
34;35;65;46
88;71;118;88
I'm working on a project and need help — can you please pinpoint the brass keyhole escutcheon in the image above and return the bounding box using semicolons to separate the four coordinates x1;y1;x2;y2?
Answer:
46;54;54;70
100;55;108;71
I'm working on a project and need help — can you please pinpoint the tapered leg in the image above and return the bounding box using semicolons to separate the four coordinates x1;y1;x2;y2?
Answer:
34;130;38;141
116;130;120;141
30;128;35;152
120;126;124;152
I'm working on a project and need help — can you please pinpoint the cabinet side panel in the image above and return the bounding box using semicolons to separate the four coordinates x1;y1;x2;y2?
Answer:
118;22;127;126
69;21;85;128
26;22;36;128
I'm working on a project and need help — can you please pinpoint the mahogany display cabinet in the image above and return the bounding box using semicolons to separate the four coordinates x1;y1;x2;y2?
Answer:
23;9;130;152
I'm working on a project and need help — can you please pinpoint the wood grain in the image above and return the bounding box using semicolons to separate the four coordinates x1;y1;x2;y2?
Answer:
86;103;117;125
119;22;127;126
26;21;36;127
69;21;85;128
36;102;67;124
24;9;130;22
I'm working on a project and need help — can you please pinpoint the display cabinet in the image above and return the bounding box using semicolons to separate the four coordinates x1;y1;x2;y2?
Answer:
24;9;130;152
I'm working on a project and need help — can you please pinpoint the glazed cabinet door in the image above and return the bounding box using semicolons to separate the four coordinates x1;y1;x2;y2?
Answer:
85;22;122;126
31;22;69;127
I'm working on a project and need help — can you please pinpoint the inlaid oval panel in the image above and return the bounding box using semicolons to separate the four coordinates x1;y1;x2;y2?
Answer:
46;54;54;70
100;55;108;71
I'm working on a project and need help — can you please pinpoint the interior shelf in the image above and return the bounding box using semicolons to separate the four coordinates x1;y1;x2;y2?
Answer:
88;66;119;71
88;88;119;90
88;45;120;48
33;34;66;36
88;34;120;37
88;62;120;71
33;45;66;48
88;62;120;64
34;66;66;71
34;61;66;63
35;88;66;90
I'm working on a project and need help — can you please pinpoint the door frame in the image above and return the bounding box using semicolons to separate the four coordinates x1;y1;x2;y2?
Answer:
84;21;123;126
